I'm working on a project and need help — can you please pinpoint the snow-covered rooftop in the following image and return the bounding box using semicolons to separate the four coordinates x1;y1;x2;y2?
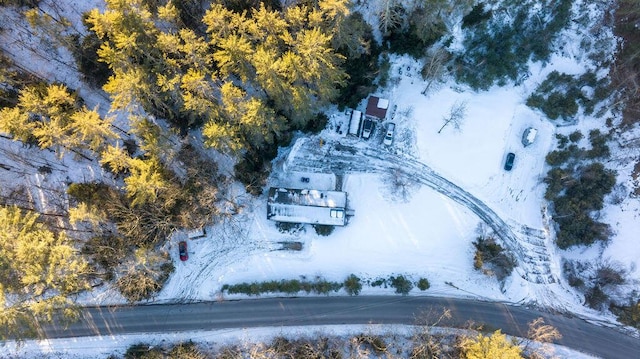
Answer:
266;187;349;226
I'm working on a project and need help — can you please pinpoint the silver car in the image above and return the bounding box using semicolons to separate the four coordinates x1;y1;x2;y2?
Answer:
383;122;395;146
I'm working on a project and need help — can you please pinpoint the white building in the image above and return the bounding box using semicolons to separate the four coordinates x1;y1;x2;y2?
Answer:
266;187;351;226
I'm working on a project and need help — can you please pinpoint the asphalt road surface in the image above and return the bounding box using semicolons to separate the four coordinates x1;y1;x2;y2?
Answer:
41;296;639;358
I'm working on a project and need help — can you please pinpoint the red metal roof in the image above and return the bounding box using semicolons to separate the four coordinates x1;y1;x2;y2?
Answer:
365;96;389;119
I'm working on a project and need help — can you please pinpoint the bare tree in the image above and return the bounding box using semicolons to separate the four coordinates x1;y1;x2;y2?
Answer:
521;317;562;358
438;100;467;134
411;308;452;359
378;0;404;35
421;47;450;95
384;167;419;202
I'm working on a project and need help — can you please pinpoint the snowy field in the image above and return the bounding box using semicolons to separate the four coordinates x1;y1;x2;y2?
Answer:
1;0;640;357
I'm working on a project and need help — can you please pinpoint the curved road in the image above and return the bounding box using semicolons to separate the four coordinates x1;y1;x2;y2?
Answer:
41;296;639;359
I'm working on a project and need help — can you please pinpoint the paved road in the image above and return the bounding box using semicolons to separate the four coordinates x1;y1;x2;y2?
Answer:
42;296;638;358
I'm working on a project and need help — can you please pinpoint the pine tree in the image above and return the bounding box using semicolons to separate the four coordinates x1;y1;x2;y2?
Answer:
124;157;168;207
100;143;131;174
0;206;90;339
213;34;255;82
0;84;118;157
202;121;242;154
0;107;35;143
69;107;117;152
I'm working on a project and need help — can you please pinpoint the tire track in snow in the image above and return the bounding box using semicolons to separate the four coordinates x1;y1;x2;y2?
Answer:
286;138;562;296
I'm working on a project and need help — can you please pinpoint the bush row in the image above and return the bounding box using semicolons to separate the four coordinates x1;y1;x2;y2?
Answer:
221;274;430;296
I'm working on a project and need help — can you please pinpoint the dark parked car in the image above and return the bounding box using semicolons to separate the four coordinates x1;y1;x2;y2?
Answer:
361;118;374;139
179;241;188;261
504;152;515;171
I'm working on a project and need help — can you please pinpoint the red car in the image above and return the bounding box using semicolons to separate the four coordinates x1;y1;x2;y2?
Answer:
178;241;188;261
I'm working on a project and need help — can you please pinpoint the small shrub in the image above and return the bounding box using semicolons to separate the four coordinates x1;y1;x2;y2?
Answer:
276;222;303;233
261;280;280;293
311;279;342;294
473;237;515;280
473;251;483;269
611;300;640;329
168;341;207;359
116;252;174;303
217;346;243;359
125;343;162;359
416;278;430;291
344;274;362;296
270;337;293;356
609;183;627;205
569;130;583;142
555;134;569;148
595;264;625;286
356;335;388;354
281;279;302;294
568;276;584;288
314;224;335;236
586;129;610;159
585;285;609;309
390;275;413;295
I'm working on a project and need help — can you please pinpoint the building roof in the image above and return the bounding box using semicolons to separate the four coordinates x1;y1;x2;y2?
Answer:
267;187;348;226
365;96;389;119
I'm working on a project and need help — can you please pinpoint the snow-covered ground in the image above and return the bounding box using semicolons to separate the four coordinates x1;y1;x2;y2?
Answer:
1;0;640;357
157;52;596;311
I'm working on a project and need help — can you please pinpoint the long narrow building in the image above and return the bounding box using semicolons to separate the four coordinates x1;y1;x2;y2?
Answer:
266;187;349;226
